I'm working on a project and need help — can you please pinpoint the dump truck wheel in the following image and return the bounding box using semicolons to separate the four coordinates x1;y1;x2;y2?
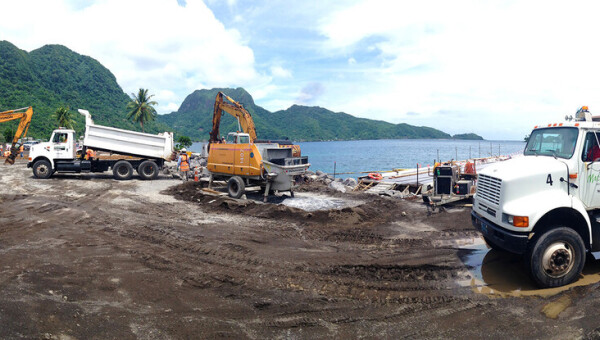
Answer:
33;160;53;179
113;161;133;180
228;176;245;199
525;226;585;288
138;160;159;180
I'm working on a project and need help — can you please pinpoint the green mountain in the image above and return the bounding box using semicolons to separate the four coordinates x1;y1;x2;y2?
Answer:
158;87;481;141
452;133;484;140
1;40;482;142
0;41;168;140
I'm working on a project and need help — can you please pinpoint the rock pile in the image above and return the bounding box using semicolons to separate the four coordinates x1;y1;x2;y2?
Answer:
300;170;359;193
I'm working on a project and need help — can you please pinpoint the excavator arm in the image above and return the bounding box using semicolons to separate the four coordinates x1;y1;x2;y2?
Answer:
209;92;257;143
0;106;34;165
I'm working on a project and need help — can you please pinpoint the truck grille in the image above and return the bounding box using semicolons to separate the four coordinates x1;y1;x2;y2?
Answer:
477;174;502;206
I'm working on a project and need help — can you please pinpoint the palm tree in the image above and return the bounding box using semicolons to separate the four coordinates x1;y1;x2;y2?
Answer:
54;106;73;129
127;88;157;132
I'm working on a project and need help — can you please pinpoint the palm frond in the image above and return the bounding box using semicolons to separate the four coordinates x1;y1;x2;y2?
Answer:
126;88;158;132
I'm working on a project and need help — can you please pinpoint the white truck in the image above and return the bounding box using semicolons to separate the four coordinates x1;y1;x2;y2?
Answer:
472;106;600;288
27;109;174;180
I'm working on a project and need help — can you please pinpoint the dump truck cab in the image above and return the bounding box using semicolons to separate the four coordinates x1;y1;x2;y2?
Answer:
472;106;600;288
29;128;76;167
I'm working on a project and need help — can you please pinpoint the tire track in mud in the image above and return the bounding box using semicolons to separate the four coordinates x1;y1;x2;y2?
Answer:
88;186;480;332
3;176;480;321
1;169;483;335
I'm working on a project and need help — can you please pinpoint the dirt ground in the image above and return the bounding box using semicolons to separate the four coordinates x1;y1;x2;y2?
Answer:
2;159;600;339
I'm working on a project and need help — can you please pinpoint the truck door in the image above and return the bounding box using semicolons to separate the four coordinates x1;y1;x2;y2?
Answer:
52;132;72;159
579;131;600;208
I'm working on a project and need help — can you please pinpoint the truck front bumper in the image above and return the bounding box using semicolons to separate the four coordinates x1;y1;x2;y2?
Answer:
471;210;529;254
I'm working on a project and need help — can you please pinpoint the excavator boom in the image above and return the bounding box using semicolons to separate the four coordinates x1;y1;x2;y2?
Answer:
209;92;257;143
0;106;34;165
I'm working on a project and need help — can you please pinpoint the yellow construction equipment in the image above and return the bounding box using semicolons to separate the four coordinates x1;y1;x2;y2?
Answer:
210;92;257;143
206;92;309;201
0;106;33;164
209;92;301;156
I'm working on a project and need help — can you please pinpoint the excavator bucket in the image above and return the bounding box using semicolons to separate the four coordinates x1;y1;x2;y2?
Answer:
4;145;19;165
0;106;33;165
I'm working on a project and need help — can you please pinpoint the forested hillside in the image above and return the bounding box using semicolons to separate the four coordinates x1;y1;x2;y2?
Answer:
1;40;482;142
0;41;168;140
158;88;479;141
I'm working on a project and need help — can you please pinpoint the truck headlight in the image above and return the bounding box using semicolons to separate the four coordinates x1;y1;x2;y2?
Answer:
503;214;529;228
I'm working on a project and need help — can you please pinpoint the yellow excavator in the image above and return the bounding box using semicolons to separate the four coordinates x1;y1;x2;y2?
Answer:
209;91;258;143
209;92;301;156
0;106;34;165
207;92;309;201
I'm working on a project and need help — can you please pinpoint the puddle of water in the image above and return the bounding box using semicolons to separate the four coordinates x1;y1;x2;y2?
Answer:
458;238;600;298
278;193;364;212
541;295;571;319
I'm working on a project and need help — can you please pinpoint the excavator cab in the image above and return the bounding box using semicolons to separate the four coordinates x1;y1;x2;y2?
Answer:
226;132;250;144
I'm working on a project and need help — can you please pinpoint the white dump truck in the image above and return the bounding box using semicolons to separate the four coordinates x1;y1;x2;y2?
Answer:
472;106;600;288
27;109;174;180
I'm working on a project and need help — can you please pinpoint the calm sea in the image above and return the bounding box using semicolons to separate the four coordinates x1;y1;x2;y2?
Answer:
190;139;526;178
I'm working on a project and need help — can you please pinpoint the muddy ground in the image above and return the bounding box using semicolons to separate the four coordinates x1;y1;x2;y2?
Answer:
2;159;600;339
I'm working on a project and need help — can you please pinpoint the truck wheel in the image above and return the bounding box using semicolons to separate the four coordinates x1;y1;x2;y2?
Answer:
526;227;586;288
227;176;245;199
33;160;53;179
138;160;159;180
113;160;133;180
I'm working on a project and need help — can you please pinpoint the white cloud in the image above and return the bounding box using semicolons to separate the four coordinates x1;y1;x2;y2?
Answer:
316;0;600;139
0;0;262;114
164;102;180;112
4;0;600;140
270;65;292;79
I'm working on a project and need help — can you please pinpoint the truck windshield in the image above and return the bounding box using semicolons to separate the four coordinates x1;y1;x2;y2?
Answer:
52;133;69;144
238;135;249;144
524;127;578;159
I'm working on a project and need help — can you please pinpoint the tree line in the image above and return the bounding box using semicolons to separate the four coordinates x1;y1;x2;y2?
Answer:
24;88;192;150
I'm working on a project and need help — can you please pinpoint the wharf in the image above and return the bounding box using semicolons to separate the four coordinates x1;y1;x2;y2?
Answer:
355;155;516;195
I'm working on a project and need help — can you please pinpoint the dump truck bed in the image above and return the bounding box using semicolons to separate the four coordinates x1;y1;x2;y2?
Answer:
79;109;174;160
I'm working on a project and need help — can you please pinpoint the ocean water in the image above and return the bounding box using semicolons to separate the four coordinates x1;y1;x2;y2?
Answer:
190;139;526;178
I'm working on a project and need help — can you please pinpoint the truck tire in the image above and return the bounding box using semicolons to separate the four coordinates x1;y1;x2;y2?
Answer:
138;160;159;180
33;160;53;179
526;227;586;288
227;176;245;199
113;160;133;180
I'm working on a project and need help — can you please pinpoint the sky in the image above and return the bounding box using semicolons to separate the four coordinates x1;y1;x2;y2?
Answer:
2;0;600;140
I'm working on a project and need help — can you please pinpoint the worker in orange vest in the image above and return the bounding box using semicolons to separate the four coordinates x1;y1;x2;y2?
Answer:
177;148;191;181
19;144;24;158
85;148;96;160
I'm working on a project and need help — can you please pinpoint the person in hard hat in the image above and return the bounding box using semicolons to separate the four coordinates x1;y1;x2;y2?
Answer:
177;148;191;181
19;144;24;158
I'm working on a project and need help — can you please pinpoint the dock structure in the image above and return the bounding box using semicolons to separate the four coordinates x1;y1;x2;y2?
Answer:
355;155;517;197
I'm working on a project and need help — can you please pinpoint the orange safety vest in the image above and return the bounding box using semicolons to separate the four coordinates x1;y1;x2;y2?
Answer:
86;149;96;160
180;154;190;172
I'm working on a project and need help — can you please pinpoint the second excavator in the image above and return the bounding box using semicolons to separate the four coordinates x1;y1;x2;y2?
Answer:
0;106;34;165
